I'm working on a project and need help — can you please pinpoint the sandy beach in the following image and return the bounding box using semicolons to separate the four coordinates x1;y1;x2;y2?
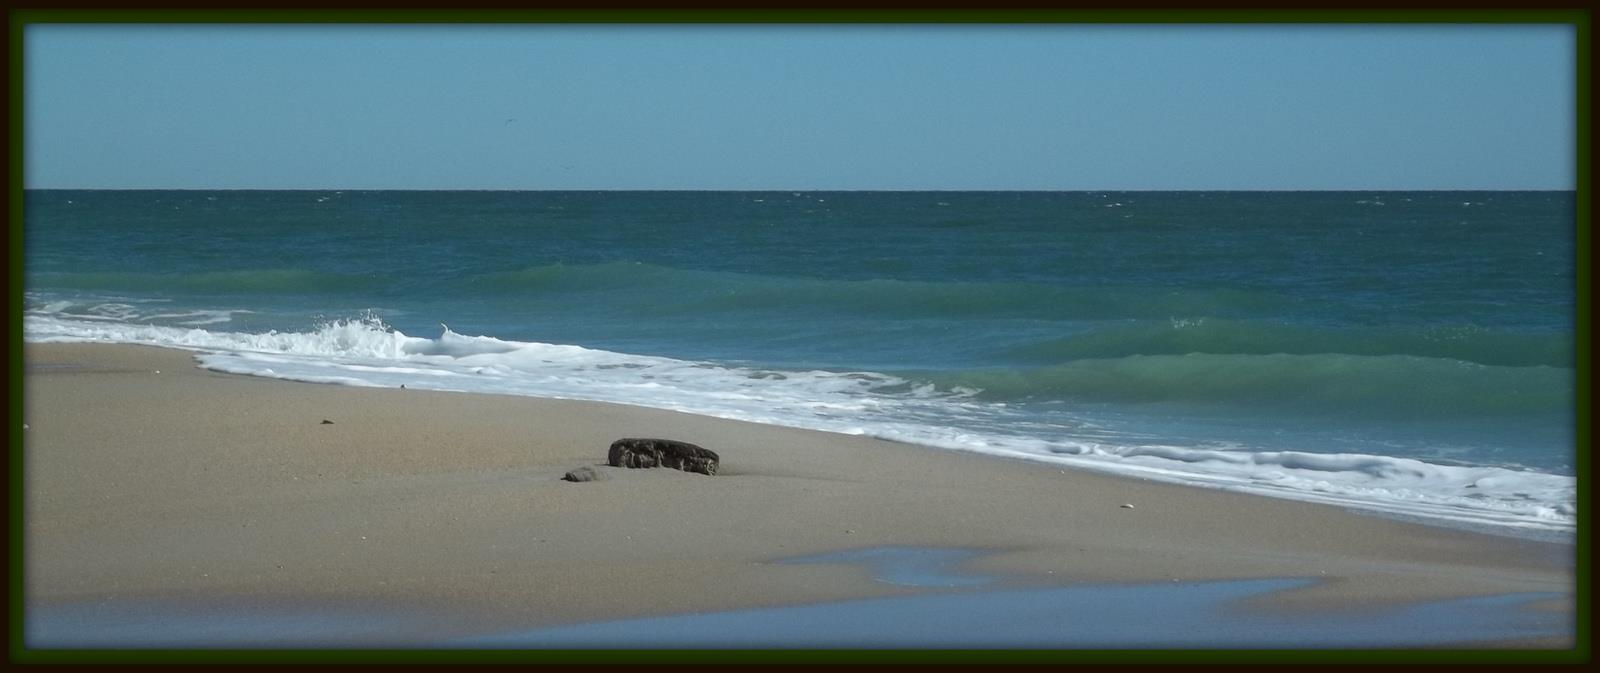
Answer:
21;343;1576;649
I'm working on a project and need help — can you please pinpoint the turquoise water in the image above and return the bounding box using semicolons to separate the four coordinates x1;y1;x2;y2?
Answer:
22;190;1577;534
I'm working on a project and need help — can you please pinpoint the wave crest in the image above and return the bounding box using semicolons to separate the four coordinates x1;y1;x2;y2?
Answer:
997;318;1573;368
922;353;1572;417
461;262;1288;320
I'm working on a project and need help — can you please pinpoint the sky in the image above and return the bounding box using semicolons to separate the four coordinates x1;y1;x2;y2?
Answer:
23;23;1577;190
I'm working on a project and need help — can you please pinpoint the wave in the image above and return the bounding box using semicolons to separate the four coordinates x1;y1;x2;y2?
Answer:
920;353;1572;417
462;262;1289;320
29;269;385;295
997;318;1573;369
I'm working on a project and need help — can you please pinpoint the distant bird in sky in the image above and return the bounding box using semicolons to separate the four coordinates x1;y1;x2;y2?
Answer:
504;118;517;125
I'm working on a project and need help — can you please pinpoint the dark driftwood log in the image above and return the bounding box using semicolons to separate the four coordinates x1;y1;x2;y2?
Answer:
607;438;719;476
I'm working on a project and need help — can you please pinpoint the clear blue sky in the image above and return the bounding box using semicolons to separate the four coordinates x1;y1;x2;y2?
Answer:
24;24;1576;190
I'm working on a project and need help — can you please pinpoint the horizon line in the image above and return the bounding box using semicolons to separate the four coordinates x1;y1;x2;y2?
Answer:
19;187;1578;193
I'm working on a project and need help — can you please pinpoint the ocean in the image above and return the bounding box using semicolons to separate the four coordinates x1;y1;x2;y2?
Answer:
21;190;1577;537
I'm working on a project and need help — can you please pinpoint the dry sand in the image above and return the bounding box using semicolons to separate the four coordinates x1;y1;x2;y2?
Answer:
21;343;1576;647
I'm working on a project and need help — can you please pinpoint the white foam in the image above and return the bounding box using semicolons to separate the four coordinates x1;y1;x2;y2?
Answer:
140;310;252;326
27;296;244;328
22;314;1576;536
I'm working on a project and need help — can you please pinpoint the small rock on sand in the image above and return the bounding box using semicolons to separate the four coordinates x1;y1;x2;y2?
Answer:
563;466;609;482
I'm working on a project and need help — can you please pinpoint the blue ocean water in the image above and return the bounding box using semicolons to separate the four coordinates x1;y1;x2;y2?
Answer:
22;190;1578;535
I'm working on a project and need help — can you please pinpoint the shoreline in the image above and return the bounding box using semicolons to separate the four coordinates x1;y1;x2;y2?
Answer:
21;342;1576;648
